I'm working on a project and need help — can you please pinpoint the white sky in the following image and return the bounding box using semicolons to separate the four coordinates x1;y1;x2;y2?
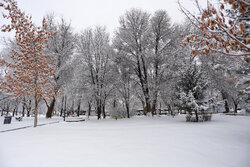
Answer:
0;0;205;48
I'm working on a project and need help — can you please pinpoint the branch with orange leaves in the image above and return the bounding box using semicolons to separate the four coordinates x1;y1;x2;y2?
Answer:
178;0;250;57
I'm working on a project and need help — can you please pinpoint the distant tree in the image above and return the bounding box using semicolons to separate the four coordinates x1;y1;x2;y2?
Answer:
113;51;134;118
0;0;55;127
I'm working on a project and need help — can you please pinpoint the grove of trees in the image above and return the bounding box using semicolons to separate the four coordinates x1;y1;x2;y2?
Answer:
0;0;249;125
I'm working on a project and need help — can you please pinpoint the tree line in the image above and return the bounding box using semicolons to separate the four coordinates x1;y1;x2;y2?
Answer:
0;0;249;126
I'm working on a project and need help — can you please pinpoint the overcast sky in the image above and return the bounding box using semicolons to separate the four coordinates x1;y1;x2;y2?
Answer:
17;0;193;32
0;0;204;48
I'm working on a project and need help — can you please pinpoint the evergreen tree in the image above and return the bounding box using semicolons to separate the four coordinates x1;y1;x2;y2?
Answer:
175;63;208;121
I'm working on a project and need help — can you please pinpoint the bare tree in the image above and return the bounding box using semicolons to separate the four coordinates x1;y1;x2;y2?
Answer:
114;9;153;115
76;26;112;119
44;14;75;118
149;10;173;114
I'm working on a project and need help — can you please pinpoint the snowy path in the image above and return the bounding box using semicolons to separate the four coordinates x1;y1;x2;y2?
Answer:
0;114;250;167
0;116;63;132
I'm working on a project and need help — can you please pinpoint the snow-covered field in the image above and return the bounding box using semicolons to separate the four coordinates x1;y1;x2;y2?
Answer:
0;114;250;167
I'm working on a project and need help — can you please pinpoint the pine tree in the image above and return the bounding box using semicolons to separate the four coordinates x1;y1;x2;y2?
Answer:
175;64;208;121
0;0;55;127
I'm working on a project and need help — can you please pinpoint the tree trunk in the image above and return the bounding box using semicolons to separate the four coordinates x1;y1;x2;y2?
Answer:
60;96;64;117
71;98;74;113
63;95;67;121
34;93;38;127
125;101;130;118
88;101;91;118
151;99;157;116
168;105;173;116
12;109;15;117
233;100;238;114
97;105;101;120
77;100;80;117
224;100;230;113
102;104;106;119
194;109;199;122
6;104;9;116
221;92;229;113
140;99;146;115
145;96;151;116
26;100;31;117
159;102;162;115
96;98;102;119
22;103;25;117
27;109;30;117
46;97;56;118
12;107;17;117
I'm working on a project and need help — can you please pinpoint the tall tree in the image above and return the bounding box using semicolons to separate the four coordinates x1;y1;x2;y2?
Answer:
149;10;173;114
76;26;112;119
114;9;152;115
0;0;55;127
44;14;75;118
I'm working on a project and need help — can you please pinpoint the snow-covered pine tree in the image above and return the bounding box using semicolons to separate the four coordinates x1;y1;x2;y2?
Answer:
175;63;208;121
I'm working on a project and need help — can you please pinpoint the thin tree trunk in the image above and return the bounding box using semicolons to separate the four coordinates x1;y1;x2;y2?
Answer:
34;92;38;127
168;105;173;116
102;103;106;119
125;101;130;118
88;101;91;118
46;97;56;118
27;100;31;117
77;100;81;117
60;96;64;117
194;109;199;122
159;102;162;115
96;97;102;119
72;98;74;113
64;95;67;121
12;108;15;117
6;104;9;116
22;103;25;117
221;92;230;113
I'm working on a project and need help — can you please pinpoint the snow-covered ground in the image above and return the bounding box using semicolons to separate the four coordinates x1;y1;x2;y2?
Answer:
0;116;63;132
0;114;250;167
